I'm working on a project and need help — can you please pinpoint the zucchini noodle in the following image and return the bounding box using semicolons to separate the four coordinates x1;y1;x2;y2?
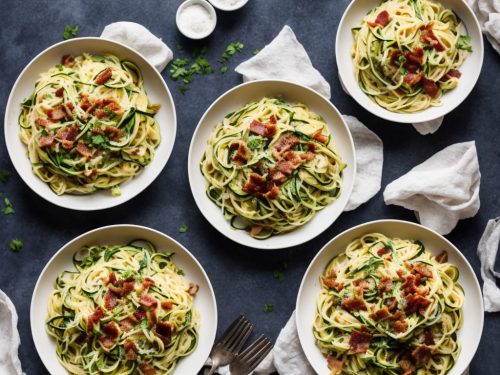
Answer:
200;97;346;239
19;53;161;195
46;241;199;375
314;233;463;375
352;0;471;113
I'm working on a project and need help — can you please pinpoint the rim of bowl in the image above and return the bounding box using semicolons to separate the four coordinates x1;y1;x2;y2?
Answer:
176;0;217;39
208;0;249;11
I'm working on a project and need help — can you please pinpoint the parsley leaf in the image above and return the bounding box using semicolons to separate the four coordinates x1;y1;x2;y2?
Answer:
63;24;79;40
91;134;108;145
247;137;264;150
177;269;185;276
9;239;23;252
0;169;11;183
220;42;245;63
2;197;14;215
456;35;472;52
264;303;273;313
179;85;189;95
273;262;288;281
252;48;260;55
220;66;229;74
179;224;189;233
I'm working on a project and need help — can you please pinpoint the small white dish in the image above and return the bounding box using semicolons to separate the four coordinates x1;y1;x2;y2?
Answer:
176;0;217;40
31;224;217;375
296;219;483;375
4;37;177;211
336;0;484;123
188;80;356;250
208;0;249;11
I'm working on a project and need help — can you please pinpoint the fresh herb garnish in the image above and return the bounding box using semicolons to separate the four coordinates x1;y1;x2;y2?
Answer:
247;137;264;150
191;57;213;75
273;262;288;281
2;197;14;215
179;85;189;95
176;43;184;51
9;239;23;252
63;24;79;40
177;269;185;276
169;52;214;93
179;224;189;233
220;66;229;74
252;48;260;55
0;169;12;183
456;35;472;52
56;64;64;71
91;134;108;145
264;303;274;313
220;42;245;62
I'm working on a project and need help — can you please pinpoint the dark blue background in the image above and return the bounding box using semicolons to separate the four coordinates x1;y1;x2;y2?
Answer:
0;0;499;374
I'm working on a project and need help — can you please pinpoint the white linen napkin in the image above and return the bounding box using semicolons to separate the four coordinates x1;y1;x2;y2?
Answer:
100;22;173;72
467;0;500;54
477;218;500;312
0;290;23;375
235;25;331;99
383;141;481;235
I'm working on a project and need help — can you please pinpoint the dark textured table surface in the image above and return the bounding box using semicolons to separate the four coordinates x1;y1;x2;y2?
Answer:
1;0;499;374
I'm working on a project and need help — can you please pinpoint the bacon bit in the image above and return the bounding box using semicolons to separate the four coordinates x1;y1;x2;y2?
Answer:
349;327;372;353
109;279;135;297
230;141;251;165
404;48;424;73
94;109;106;119
140;294;158;309
86;307;104;333
104;290;118;310
265;185;280;199
422;78;439;98
269;168;287;184
107;272;117;285
385;297;397;312
389;310;405;321
95;67;113;85
133;307;146;322
124;339;138;361
155;321;174;343
55;87;64;97
56;124;79;142
321;272;344;292
76;141;92;158
38;135;55;148
161;300;173;310
105;101;123;115
35;118;49;128
400;358;416;375
104;126;124;141
67;102;74;111
327;356;343;374
353;278;370;290
61;55;75;68
341;298;367;312
405;294;432;315
312;130;328;144
420;23;445;51
390;50;401;64
413;263;432;278
300;151;315;161
369;306;390;321
139;364;157;375
243;173;268;195
80;96;91;111
393;319;409;333
412;345;433;364
404;71;424;86
402;274;418;295
148;308;158;325
119;318;136;332
249;119;276;138
377;246;390;256
91;127;104;135
273;133;299;155
47;107;66;121
368;10;390;28
98;321;120;349
378;277;393;296
435;250;448;263
277;160;297;175
250;225;264;237
142;277;155;290
423;329;435;345
442;69;461;81
269;115;277;124
188;282;199;297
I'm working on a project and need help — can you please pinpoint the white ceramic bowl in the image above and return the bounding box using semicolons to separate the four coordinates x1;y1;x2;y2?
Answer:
4;37;176;211
176;0;217;39
31;224;217;375
188;80;356;250
296;219;483;375
336;0;484;123
208;0;249;11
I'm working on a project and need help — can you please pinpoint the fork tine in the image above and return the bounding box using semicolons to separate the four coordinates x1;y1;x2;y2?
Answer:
246;341;273;369
218;315;246;344
227;321;253;352
238;334;268;359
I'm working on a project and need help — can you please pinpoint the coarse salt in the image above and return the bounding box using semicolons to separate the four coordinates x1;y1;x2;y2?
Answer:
212;0;244;6
178;4;214;36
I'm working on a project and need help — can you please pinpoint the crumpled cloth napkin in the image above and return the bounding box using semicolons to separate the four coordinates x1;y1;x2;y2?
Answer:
100;21;173;72
477;218;500;312
384;141;481;235
235;26;383;211
0;290;23;375
235;25;331;99
467;0;500;54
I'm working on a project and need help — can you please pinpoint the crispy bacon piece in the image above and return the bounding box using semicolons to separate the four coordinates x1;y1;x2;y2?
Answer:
133;307;146;322
378;277;393;296
94;109;106;119
269;115;277;124
412;345;433;364
98;321;120;349
422;77;439;98
104;126;124;141
56;124;78;142
393;319;408;333
104;290;118;310
142;277;155;290
400;358;416;375
249;119;276;138
312;130;328;144
105;101;123;114
107;272;117;285
61;55;75;68
413;263;432;278
47;107;66;121
95;67;113;85
369;306;390;321
353;278;370;290
230;141;251;165
243;173;268;195
435;250;448;263
161;300;173;310
385;297;397;312
35;118;49;128
124;339;138;361
368;10;390;28
402;274;418;295
423;329;435;345
300;151;315;161
404;71;424;86
140;294;158;309
79;94;91;111
283;150;302;165
442;69;461;81
377;246;390;256
273;133;299;155
119;318;136;332
76;141;92;158
155;321;174;343
188;282;199;297
148;308;158;325
55;87;64;97
86;307;104;333
327;356;343;374
404;48;424;73
321;272;344;292
139;364;157;375
109;278;135;297
277;160;297;175
349;327;372;353
38;135;55;148
420;23;445;51
265;185;280;199
341;298;367;312
268;168;287;185
405;294;432;315
67;102;74;111
390;50;402;64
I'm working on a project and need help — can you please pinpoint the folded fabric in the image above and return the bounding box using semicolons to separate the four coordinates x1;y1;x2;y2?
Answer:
235;25;331;99
477;218;500;312
342;115;383;212
101;22;173;72
467;0;500;54
0;290;23;375
383;141;481;235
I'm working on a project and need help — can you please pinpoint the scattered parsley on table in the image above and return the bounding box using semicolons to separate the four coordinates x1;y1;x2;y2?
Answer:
63;24;79;40
179;224;189;233
273;262;288;281
9;239;23;252
252;48;260;55
264;303;274;313
0;169;11;183
2;197;14;215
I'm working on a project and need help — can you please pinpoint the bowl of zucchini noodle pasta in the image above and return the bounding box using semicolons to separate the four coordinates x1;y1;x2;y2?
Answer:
4;37;176;210
188;80;356;250
31;224;217;375
336;0;483;123
296;220;483;375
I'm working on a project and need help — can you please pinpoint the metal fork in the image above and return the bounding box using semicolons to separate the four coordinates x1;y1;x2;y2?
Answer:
229;334;273;375
206;315;254;375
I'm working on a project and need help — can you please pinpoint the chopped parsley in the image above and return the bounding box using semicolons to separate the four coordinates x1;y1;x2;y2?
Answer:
169;51;214;93
264;303;274;313
220;66;229;74
179;85;189;95
247;137;265;150
0;169;11;183
273;262;288;281
177;269;185;276
220;42;245;62
456;35;472;52
9;239;23;252
91;134;108;146
63;24;79;40
252;48;260;55
179;224;189;233
2;197;14;215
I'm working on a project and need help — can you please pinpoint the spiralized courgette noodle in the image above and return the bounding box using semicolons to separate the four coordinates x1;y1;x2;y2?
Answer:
46;241;199;375
314;233;463;375
200;97;345;239
352;0;471;113
19;53;161;196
